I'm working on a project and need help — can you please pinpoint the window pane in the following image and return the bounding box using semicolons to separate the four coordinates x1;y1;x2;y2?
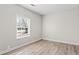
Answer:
16;15;30;39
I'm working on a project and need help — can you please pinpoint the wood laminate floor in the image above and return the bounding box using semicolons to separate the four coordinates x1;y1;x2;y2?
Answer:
4;40;79;55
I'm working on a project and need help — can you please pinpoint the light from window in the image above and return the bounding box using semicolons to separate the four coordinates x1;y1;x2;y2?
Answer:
16;15;30;39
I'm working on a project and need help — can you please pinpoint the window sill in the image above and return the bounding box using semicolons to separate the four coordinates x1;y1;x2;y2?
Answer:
17;34;30;39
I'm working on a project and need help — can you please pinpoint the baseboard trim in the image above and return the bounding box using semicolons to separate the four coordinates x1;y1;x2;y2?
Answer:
0;39;41;55
43;38;79;46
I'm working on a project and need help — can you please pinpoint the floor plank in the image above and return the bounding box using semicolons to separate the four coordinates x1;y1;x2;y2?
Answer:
4;40;79;55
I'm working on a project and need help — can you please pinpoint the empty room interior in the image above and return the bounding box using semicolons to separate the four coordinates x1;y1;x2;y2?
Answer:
0;4;79;55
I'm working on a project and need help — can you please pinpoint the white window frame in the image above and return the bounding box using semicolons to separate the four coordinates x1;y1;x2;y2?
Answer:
16;15;30;39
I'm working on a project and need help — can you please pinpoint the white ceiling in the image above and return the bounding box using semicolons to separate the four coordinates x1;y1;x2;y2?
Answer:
21;4;79;15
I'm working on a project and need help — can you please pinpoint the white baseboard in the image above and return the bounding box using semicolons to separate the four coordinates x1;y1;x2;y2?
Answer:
0;39;41;55
43;38;79;46
1;38;79;55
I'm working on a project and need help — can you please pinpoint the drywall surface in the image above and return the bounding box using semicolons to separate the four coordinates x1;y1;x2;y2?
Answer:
42;8;79;45
0;5;42;53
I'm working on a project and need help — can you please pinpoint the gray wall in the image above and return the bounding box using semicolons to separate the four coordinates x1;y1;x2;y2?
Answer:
42;8;79;45
0;5;42;52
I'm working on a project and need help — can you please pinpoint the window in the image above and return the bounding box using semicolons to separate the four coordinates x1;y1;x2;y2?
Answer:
16;15;30;39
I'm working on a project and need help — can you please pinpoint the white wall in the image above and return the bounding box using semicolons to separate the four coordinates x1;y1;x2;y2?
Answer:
42;8;79;45
0;4;42;54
